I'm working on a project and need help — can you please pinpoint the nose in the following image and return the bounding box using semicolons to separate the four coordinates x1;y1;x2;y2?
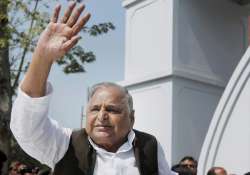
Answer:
97;107;108;121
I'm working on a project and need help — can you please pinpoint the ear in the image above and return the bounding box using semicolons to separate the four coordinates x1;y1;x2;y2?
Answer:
129;110;135;127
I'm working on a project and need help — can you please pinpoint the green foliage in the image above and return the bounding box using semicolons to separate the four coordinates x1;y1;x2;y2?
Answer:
58;46;96;73
87;22;115;36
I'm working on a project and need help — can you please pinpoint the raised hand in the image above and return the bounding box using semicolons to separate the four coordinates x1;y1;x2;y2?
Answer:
35;2;91;62
21;3;91;97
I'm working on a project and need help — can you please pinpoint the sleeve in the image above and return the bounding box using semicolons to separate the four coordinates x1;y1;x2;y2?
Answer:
157;141;178;175
10;82;72;169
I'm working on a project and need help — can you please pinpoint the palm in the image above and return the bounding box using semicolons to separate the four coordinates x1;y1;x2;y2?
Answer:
35;3;90;62
38;23;73;60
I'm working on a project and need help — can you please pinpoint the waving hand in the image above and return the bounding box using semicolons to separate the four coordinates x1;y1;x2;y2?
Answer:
36;2;91;62
21;2;91;97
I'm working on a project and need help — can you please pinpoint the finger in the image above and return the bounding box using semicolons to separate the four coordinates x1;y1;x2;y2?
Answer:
60;1;76;23
51;4;61;23
72;13;91;36
66;4;85;27
61;35;81;52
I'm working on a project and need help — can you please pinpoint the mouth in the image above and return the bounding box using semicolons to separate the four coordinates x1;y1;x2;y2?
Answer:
95;125;112;128
94;125;112;131
94;124;111;127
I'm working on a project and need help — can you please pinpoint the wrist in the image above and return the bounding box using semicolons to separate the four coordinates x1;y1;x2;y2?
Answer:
33;47;54;66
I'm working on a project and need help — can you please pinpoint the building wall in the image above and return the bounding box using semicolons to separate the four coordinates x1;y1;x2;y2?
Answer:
122;0;249;167
173;0;248;87
171;0;249;163
126;78;173;162
172;78;222;163
123;0;174;81
198;47;250;175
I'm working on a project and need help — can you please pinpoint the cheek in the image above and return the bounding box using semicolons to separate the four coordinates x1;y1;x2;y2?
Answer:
112;116;132;129
86;114;96;128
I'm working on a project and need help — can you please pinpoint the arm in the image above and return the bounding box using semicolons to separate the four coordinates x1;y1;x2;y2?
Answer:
11;85;72;168
10;2;91;168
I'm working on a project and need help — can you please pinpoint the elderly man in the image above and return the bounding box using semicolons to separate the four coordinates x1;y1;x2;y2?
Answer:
10;2;174;175
207;167;227;175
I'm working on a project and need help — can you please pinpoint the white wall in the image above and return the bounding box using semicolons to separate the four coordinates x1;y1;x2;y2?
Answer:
126;78;173;162
173;0;248;86
171;0;249;164
123;0;174;81
172;78;222;163
122;0;250;168
198;48;250;175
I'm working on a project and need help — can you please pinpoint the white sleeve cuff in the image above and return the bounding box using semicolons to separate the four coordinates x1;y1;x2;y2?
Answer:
17;81;53;106
157;141;177;175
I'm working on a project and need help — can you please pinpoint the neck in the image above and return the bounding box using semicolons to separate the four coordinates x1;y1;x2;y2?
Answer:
89;134;131;153
97;137;128;153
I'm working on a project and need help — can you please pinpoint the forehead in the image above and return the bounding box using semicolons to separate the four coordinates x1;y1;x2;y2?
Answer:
215;169;226;174
89;86;127;105
181;159;195;164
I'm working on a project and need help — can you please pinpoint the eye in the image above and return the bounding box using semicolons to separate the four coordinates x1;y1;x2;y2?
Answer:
106;107;121;114
90;106;100;112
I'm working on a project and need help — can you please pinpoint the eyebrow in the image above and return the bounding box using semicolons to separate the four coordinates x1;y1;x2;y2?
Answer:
106;105;123;110
89;103;124;110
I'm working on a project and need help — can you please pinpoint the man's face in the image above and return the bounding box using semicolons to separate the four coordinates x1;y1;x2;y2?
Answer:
214;168;227;175
180;159;197;173
86;86;134;152
9;166;19;175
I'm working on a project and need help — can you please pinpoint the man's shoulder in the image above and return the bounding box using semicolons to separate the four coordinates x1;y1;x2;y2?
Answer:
133;129;158;147
70;128;88;143
71;128;86;135
132;129;159;174
133;129;157;140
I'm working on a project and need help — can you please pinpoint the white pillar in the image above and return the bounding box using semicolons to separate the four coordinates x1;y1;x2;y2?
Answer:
120;0;248;165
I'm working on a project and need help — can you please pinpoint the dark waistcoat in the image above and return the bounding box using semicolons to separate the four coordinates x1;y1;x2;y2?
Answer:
53;129;158;175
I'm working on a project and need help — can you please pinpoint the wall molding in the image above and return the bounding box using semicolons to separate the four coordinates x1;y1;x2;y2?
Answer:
122;0;147;8
119;67;227;89
197;47;250;175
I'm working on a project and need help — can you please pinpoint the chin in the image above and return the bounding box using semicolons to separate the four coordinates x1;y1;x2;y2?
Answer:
93;128;113;138
91;132;111;141
94;138;113;147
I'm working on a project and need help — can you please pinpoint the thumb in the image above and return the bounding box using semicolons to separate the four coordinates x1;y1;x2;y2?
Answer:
61;35;81;52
